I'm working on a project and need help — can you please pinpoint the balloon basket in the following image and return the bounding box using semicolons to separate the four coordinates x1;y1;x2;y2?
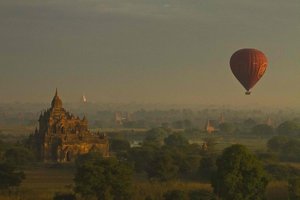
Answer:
245;91;251;95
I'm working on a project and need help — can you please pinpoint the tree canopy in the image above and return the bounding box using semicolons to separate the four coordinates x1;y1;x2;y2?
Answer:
3;147;35;167
0;162;25;190
143;127;170;146
74;152;133;200
251;124;274;136
267;136;300;162
146;151;179;181
219;122;236;134
267;136;289;152
277;121;300;136
289;177;300;200
212;144;269;200
164;133;189;147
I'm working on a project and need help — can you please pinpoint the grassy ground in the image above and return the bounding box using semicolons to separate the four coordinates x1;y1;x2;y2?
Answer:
266;181;289;200
190;136;269;154
21;166;74;200
0;164;291;200
0;166;212;200
218;137;268;152
0;166;75;200
132;181;212;200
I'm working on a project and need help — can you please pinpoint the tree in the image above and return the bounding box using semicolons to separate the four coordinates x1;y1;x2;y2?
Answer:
277;121;300;136
267;136;289;152
183;119;193;129
164;133;189;147
53;192;76;200
243;118;257;128
202;137;218;153
172;120;193;129
162;134;202;176
0;139;13;156
146;151;179;181
251;124;274;136
128;145;158;173
189;190;217;200
212;144;269;200
267;136;300;162
265;164;300;181
110;138;130;153
74;153;133;200
0;162;25;190
4;147;35;167
219;123;236;134
163;147;201;176
110;138;130;160
282;139;300;162
289;177;300;200
198;156;217;181
164;190;188;200
172;120;184;129
144;127;170;146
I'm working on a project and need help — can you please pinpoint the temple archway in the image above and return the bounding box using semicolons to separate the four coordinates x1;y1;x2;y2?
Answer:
66;151;72;162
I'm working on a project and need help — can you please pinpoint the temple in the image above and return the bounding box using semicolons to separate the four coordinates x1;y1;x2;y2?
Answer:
29;89;109;162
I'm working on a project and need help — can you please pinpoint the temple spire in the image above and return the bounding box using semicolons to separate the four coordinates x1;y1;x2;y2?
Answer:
51;88;62;108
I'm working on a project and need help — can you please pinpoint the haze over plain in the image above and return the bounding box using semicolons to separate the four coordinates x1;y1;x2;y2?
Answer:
1;0;300;107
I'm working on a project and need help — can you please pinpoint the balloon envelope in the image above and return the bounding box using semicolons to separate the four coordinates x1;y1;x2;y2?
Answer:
230;48;268;94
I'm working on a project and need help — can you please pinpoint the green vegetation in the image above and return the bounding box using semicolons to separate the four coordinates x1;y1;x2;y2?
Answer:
110;138;131;160
144;127;171;146
133;181;212;200
0;162;25;190
3;146;35;167
147;151;179;181
74;152;133;200
163;189;189;200
164;133;189;147
20;166;74;200
265;163;300;181
53;192;76;200
267;136;300;162
212;144;269;200
219;122;236;134
110;138;130;153
251;124;274;136
198;155;217;181
267;136;290;152
129;131;203;182
288;177;300;200
2;108;300;199
266;181;289;200
277;120;300;136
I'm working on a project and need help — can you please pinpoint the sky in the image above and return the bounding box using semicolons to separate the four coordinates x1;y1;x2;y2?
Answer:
1;0;300;107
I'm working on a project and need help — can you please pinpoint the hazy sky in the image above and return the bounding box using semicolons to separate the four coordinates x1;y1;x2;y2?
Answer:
1;0;300;107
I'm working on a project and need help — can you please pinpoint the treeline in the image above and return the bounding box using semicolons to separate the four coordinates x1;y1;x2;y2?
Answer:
51;127;300;200
91;108;288;129
214;118;300;137
110;128;209;181
79;128;273;200
0;138;36;193
2;120;300;199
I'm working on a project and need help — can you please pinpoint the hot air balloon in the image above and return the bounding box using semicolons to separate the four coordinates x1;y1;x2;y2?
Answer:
230;48;268;95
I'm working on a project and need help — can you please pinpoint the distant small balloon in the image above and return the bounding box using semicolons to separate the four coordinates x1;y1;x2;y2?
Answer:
230;48;268;95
